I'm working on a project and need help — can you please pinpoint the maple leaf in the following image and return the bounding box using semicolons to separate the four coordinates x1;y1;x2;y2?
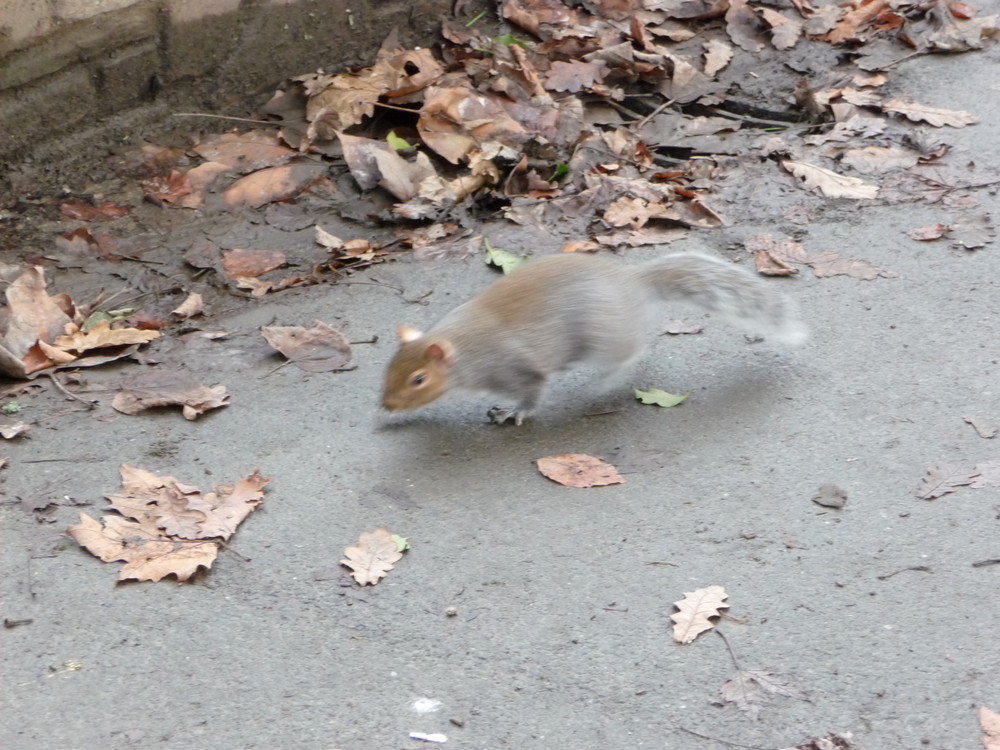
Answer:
915;462;979;499
536;454;625;488
261;322;355;373
671;585;729;644
112;369;230;420
950;213;995;250
721;667;805;720
0;267;74;374
341;527;405;586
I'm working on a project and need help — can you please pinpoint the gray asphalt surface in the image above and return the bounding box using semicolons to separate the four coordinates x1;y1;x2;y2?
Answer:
2;36;999;750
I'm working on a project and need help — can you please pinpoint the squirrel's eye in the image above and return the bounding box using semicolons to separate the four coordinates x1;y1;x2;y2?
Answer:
411;372;426;386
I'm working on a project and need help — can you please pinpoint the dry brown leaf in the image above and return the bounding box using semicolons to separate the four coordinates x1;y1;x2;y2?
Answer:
806;250;890;280
192;131;297;172
103;464;267;542
536;454;625;488
781;160;879;199
112;369;230;420
883;98;979;128
54;320;160;354
66;512;219;583
839;145;920;174
703;37;733;76
0;266;75;377
60;200;131;222
754;249;798;276
721;667;805;721
970;460;1000;489
671;585;729;644
221;163;328;209
825;0;890;43
260;322;355;372
907;223;951;241
950;213;995;250
221;248;287;279
0;420;31;439
341;527;404;586
171;292;205;319
982;707;1000;750
544;59;609;93
758;7;802;50
782;733;856;750
916;462;979;499
142;169;193;206
964;415;998;439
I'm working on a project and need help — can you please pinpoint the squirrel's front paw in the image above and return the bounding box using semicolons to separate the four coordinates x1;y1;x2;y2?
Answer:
487;405;527;426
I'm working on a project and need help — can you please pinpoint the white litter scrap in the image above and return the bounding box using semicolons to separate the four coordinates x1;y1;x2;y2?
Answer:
409;731;447;743
411;697;442;714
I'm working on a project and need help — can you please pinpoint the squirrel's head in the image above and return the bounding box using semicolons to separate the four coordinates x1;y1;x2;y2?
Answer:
381;326;455;412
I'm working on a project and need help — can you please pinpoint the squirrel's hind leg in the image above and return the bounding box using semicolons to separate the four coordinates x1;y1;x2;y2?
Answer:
485;369;547;426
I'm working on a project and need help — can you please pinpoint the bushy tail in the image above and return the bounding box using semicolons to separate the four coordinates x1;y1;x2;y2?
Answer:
637;252;808;345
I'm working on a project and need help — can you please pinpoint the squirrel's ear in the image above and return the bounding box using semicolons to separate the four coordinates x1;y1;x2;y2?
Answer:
397;325;423;343
425;340;454;362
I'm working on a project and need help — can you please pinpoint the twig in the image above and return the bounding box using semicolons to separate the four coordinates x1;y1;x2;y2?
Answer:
45;374;97;409
349;336;379;345
674;725;770;749
715;627;742;671
634;98;676;131
172;113;277;126
877;565;932;580
261;359;294;378
971;558;1000;568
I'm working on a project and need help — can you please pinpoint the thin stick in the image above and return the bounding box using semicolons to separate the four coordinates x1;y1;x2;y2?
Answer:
172;113;277;126
674;725;770;750
634;98;676;131
46;374;96;408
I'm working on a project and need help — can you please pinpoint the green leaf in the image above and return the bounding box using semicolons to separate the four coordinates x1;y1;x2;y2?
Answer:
634;388;688;407
493;33;526;47
391;534;410;552
2;401;21;415
548;162;569;181
484;238;527;274
386;130;412;151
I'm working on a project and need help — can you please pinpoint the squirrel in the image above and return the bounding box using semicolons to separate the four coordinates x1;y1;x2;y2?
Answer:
381;252;806;425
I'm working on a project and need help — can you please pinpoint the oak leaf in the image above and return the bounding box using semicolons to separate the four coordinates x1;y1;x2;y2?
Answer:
671;585;729;644
341;527;404;585
536;454;625;488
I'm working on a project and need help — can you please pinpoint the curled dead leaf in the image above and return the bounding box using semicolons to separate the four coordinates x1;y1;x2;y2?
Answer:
112;369;230;420
260;322;355;372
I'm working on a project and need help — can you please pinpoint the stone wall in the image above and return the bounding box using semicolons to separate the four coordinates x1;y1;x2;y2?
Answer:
0;0;453;183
